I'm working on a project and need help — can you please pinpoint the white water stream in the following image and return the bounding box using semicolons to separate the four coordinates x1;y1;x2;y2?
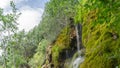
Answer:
72;24;84;68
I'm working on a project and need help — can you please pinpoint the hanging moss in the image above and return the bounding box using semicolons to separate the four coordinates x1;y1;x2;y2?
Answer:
51;26;71;67
74;0;120;68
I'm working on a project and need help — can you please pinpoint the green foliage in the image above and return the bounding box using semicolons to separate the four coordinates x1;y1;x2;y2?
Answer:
38;0;78;42
74;0;120;68
0;1;20;32
52;45;61;67
29;39;49;68
51;26;71;67
0;0;119;68
0;1;21;68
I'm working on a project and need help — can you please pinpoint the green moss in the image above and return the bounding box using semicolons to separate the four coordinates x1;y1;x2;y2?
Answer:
74;0;120;68
52;45;62;67
79;20;120;68
54;26;70;49
51;26;71;67
79;21;120;68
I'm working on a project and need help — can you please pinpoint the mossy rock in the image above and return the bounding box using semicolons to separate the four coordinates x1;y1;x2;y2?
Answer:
74;0;120;68
80;22;120;68
51;26;71;67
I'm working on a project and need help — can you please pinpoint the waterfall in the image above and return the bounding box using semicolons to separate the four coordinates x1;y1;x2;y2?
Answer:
73;56;84;68
72;24;84;68
75;24;80;55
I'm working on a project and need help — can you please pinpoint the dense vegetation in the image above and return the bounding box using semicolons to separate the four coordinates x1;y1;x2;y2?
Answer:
0;0;120;68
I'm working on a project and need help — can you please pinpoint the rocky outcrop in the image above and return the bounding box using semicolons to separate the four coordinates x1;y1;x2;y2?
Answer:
42;23;85;68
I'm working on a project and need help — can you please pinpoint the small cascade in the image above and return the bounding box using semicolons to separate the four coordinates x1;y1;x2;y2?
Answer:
72;24;84;68
75;24;80;55
73;55;84;68
72;51;84;68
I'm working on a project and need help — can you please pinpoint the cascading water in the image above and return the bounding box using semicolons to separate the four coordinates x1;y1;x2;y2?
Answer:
75;24;80;55
72;24;84;68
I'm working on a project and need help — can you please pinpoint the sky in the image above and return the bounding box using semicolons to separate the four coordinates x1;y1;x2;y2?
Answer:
0;0;48;56
0;0;48;31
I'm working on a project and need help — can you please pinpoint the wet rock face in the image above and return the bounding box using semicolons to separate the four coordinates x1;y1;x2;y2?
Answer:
46;45;52;63
58;29;78;61
42;23;84;68
42;45;53;68
58;49;77;67
42;31;78;68
59;49;76;61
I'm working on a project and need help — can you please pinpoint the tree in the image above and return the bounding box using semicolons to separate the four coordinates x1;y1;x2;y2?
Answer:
0;1;20;68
